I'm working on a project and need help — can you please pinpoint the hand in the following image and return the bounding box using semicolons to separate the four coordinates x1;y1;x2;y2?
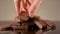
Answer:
14;0;41;17
28;0;42;17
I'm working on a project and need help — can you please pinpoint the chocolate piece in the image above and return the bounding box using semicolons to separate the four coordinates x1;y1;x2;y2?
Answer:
16;11;29;21
43;20;56;30
32;16;47;29
28;24;39;32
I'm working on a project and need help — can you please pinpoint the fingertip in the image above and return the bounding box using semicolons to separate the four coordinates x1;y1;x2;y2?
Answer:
29;14;34;18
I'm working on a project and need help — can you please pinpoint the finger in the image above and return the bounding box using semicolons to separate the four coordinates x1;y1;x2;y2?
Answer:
22;0;29;12
29;0;42;14
26;0;32;6
29;11;34;17
13;0;21;15
18;9;22;15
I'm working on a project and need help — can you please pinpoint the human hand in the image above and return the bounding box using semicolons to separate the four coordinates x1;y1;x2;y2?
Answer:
14;0;41;17
28;0;42;17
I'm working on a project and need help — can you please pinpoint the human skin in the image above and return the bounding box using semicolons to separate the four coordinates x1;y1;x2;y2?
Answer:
13;0;32;15
13;0;41;17
14;0;21;14
22;0;32;12
28;0;42;17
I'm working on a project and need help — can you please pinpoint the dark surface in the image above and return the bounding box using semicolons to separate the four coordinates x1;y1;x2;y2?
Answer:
0;21;60;34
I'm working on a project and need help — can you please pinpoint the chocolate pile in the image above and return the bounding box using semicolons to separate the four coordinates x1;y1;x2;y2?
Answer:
0;11;56;33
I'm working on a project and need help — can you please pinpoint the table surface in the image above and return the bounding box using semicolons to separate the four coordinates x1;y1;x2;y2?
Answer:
0;21;60;34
